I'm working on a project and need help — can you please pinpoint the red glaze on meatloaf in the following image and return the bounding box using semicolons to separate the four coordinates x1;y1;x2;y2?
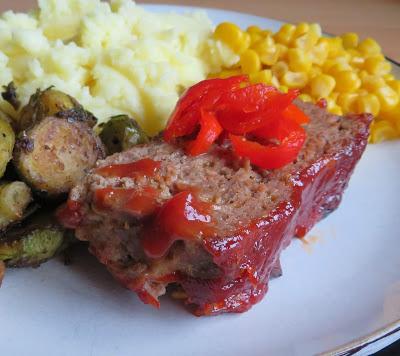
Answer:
59;101;372;315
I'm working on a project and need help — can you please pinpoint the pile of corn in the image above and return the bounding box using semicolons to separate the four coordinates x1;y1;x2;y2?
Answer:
213;22;400;143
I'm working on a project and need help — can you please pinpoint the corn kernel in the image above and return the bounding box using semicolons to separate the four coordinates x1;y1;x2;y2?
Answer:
271;61;289;79
310;74;336;98
310;41;329;65
358;37;381;56
378;104;400;130
375;85;399;112
294;22;309;38
309;66;322;79
364;56;391;75
328;62;352;75
249;31;264;46
299;93;313;102
260;48;280;66
369;120;399;143
214;69;242;79
361;74;386;91
330;105;343;115
326;97;336;111
355;93;381;116
273;23;296;45
341;32;359;49
250;69;272;84
276;44;288;60
240;49;261;74
293;32;318;51
247;25;262;34
309;23;322;37
326;37;344;58
279;85;289;93
287;48;312;72
384;73;395;82
239;32;251;54
334;70;361;92
281;71;308;88
214;22;244;53
337;93;358;114
271;75;280;87
388;80;400;96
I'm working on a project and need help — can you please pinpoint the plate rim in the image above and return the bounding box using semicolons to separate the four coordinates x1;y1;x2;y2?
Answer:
142;3;400;354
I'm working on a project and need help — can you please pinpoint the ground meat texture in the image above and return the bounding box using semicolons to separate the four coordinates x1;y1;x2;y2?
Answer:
66;101;372;315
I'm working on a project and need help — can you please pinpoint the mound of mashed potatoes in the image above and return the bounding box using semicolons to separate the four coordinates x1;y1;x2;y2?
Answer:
0;0;237;134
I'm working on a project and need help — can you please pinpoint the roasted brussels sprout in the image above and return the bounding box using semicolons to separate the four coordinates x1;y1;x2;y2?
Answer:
0;212;67;267
99;115;149;154
0;181;32;231
0;118;15;178
18;88;96;131
13;116;105;197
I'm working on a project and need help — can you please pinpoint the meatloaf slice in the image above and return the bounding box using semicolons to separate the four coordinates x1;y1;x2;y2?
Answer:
61;100;372;315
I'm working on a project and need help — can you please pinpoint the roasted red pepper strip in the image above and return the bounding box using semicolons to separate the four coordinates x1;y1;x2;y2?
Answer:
95;159;160;179
186;110;223;156
282;104;310;125
229;125;306;170
164;75;248;142
217;88;300;134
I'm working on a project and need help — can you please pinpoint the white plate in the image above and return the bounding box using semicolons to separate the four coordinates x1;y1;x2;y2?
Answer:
1;5;400;356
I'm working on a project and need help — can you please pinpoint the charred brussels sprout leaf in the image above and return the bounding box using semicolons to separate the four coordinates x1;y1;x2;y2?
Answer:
1;82;20;111
18;88;96;131
100;115;149;154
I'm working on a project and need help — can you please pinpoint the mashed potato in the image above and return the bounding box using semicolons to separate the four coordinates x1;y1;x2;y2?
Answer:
0;0;237;134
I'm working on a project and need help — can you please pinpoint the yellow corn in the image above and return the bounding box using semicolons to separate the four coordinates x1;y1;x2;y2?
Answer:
337;93;358;114
310;41;329;65
281;71;308;89
330;105;343;116
271;75;280;87
240;49;261;74
310;74;336;98
276;43;288;60
250;69;272;84
299;93;313;102
273;23;296;45
378;104;400;129
361;74;386;91
287;48;312;72
375;85;399;112
214;22;245;53
279;85;289;93
213;20;399;144
355;93;381;116
334;70;361;92
212;69;242;79
388;80;400;96
369;120;399;143
364;56;391;75
247;25;262;34
294;22;309;38
309;66;322;79
384;73;395;82
358;37;381;56
271;61;289;78
341;32;359;49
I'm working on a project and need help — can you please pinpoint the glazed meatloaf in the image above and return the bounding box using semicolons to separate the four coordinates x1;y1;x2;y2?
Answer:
59;100;372;315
